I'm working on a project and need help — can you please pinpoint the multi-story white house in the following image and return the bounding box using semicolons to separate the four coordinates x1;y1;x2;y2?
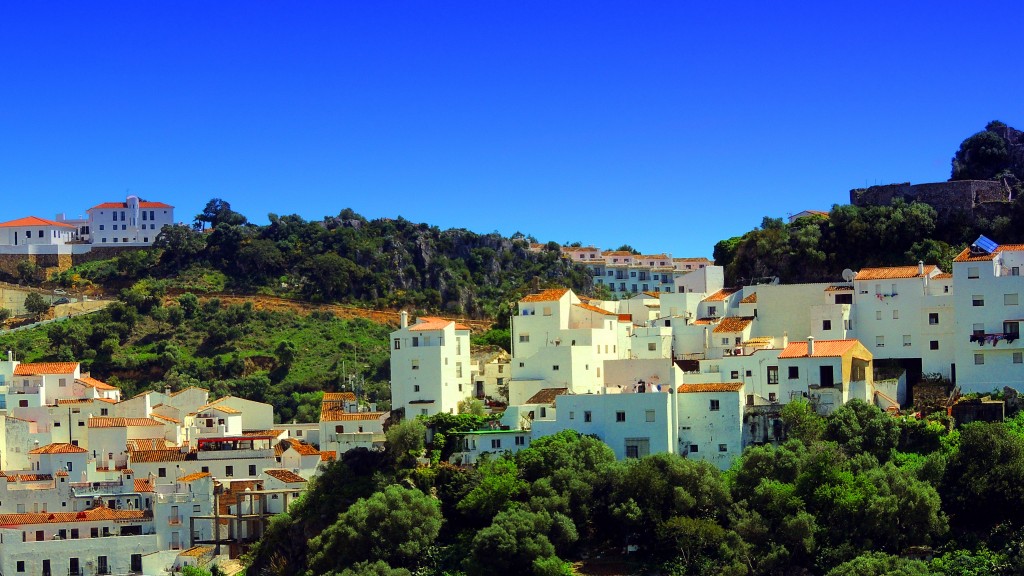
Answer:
389;313;472;417
951;237;1024;393
0;216;77;247
86;195;174;246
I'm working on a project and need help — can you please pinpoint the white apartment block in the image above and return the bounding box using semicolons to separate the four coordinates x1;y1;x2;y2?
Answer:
389;313;472;418
559;246;723;297
86;195;174;246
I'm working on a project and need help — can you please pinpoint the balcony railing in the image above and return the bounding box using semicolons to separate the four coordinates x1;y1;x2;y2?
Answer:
969;332;1020;346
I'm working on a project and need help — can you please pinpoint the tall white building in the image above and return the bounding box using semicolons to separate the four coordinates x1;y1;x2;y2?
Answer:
86;195;174;246
389;313;472;417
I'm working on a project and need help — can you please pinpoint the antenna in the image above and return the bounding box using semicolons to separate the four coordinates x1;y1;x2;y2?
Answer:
841;269;856;282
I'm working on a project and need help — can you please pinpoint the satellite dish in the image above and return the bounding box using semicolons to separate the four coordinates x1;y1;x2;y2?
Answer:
842;269;856;282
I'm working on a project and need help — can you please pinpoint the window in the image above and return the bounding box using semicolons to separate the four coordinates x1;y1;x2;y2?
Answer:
99;224;104;230
930;340;939;350
718;444;728;452
708;306;717;316
411;360;419;370
968;266;980;279
490;439;501;449
876;336;885;348
929;313;939;325
648;342;656;351
249;465;257;476
1006;293;1019;306
71;528;79;539
975;354;985;365
903;335;912;347
624;438;650;459
226;466;234;477
616;411;626;422
539;407;547;418
730;370;739;379
59;377;66;387
569;411;574;420
519;334;529;343
893;309;899;319
515;436;525;446
689;444;699;453
584;411;592;422
974;323;985;337
769;392;777;402
17;561;24;572
822;319;832;331
835;293;852;304
100;408;108;416
1014;352;1023;364
1005;321;1020;337
788;366;799;379
721;337;729;345
767;366;779;384
158;467;166;478
645;409;656;422
1013;267;1021;276
709;399;720;411
202;466;209;473
746;394;754;406
414;384;420;392
876;310;882;320
542;306;552;316
973;295;984;307
456;362;463;377
91;527;99;538
551;365;560;372
393;339;400;350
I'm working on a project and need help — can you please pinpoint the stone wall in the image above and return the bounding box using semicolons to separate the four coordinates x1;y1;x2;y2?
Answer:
0;247;147;279
849;180;1011;220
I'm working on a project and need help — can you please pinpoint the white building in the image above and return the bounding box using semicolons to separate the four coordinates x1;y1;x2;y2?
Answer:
389;313;472;418
86;196;174;246
0;216;77;247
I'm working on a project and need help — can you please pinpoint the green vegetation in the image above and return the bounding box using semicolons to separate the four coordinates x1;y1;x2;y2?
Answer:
246;402;1024;575
0;288;392;421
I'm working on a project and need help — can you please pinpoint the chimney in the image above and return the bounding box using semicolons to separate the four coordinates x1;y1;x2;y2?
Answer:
7;350;11;362
400;310;408;329
918;260;925;276
164;385;171;396
807;336;815;356
782;331;789;348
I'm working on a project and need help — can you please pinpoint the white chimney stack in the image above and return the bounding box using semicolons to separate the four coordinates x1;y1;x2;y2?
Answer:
783;332;789;348
807;336;815;356
400;310;408;329
918;260;925;275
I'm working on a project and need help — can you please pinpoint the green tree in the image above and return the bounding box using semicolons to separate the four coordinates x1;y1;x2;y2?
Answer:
467;507;564;575
195;198;248;229
952;124;1011;181
154;224;207;272
386;419;426;469
0;308;10;322
825;551;933;576
824;399;900;461
334;561;412;576
941;422;1024;534
180;566;213;576
306;485;441;574
23;292;49;317
781;399;825;444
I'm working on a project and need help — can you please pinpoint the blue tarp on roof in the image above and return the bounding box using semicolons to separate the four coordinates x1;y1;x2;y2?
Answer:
972;235;999;254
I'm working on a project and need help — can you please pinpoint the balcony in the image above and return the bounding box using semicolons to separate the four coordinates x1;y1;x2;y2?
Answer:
969;332;1020;347
168;515;182;525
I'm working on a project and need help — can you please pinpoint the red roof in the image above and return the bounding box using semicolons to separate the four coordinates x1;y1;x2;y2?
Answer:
778;339;862;359
855;265;937;280
677;383;743;393
0;506;147;527
14;362;80;376
953;243;1024;262
712;316;754;334
88;201;173;211
521;288;570;302
88;417;164;428
703;288;740;302
77;376;117;391
0;216;76;228
28;443;88;455
575;302;617;316
264;469;307;483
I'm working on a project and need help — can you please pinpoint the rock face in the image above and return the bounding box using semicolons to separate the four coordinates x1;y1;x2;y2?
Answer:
849;179;1013;221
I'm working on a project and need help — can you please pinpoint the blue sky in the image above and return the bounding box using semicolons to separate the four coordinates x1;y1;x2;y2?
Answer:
1;2;1021;258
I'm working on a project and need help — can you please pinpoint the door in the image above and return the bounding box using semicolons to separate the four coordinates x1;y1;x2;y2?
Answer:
42;560;51;576
69;558;80;576
819;365;834;388
13;231;17;245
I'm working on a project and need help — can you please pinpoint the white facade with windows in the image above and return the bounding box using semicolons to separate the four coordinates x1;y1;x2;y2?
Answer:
389;313;472;418
86;196;174;246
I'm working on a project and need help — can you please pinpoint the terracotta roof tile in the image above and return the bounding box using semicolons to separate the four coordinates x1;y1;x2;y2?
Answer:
169;386;208;397
0;216;76;228
712;316;754;334
179;546;214;558
88;201;173;210
28;443;87;455
127;438;172;451
777;339;862;359
77;376;117;391
14;362;79;375
824;285;854;292
320;451;337;462
322;411;385;422
282;439;321;455
641;291;662;299
129;450;195;463
264;469;307;483
575;302;616;316
691;318;717;325
179;471;212;483
702;288;740;302
525;387;569;404
953;244;1024;262
407;316;471;331
150;413;181;424
0;506;147;527
88;417;164;428
134;478;155;492
854;265;937;280
677;383;743;393
194;404;240;415
934;272;953;279
740;293;757;304
520;288;570;302
323;392;356;402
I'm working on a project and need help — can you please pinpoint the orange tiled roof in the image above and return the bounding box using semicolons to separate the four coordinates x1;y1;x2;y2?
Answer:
88;417;163;428
242;429;285;438
13;362;79;375
77;376;117;391
323;392;356;402
324;412;385;422
264;469;307;483
88;201;173;210
934;272;953;279
617;314;632;322
602;250;634;256
407;316;471;331
677;383;743;393
702;288;740;302
520;288;570;302
194;403;240;415
282;438;321;455
777;339;861;359
690;318;717;325
674;257;713;262
55;470;69;477
525;387;569;405
712;316;754;334
0;506;147;527
134;478;155;492
740;293;757;304
28;443;87;455
0;216;76;228
575;302;616;316
953;243;1024;262
169;386;208;397
129;450;195;463
179;546;214;558
824;285;854;292
179;471;212;483
150;413;181;424
320;451;337;462
127;438;172;451
854;265;937;280
642;291;662;299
